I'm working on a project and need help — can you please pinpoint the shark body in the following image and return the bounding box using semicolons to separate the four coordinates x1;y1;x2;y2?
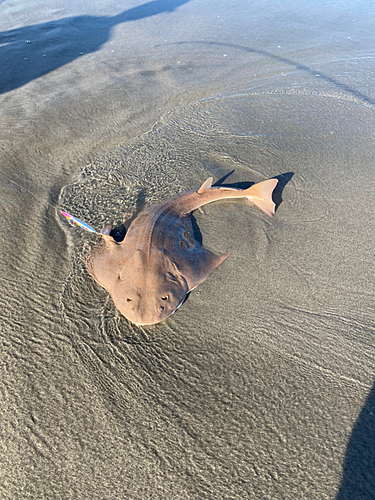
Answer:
86;177;278;325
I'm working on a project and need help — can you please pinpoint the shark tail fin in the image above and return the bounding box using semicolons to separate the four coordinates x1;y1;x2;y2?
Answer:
244;179;278;217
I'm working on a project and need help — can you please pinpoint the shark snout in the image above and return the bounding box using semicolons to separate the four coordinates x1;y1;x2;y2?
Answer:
111;273;188;325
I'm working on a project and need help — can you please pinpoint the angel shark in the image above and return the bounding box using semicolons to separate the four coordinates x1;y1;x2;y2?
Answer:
86;177;278;325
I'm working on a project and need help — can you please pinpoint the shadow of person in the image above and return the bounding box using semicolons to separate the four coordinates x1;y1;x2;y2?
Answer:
0;0;190;94
336;383;375;500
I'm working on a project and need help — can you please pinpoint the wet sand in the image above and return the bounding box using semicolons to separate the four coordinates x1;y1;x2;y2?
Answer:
1;0;375;498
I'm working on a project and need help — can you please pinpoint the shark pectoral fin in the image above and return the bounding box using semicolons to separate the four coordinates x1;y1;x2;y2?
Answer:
197;177;213;194
184;249;231;291
86;235;128;291
244;179;278;217
86;244;116;290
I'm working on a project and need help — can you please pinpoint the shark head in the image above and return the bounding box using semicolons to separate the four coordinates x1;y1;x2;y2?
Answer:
110;249;189;325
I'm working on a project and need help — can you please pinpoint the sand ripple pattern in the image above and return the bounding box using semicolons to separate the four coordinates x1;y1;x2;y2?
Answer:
49;89;375;498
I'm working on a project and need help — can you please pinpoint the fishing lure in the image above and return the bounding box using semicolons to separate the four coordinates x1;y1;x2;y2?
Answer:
60;211;97;233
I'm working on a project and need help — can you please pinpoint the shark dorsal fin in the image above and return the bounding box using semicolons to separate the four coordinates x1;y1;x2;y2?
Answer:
197;177;213;194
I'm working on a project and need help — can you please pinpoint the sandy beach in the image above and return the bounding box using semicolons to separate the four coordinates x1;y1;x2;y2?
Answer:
0;0;374;498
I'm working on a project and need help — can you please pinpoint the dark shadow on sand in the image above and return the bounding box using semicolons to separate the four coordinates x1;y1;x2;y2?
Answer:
0;0;190;94
336;383;375;500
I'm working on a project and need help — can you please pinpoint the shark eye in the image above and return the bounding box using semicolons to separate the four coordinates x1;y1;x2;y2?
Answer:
161;295;168;301
126;298;132;302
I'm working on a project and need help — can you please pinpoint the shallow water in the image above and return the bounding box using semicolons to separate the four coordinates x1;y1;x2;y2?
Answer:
1;0;375;499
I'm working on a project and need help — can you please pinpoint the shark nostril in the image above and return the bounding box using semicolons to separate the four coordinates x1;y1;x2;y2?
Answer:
161;296;168;301
127;298;132;302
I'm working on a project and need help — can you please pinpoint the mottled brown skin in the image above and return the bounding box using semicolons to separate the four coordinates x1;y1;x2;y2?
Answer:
86;177;278;325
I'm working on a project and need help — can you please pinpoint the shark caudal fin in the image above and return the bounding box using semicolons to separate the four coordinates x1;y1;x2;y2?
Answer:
244;179;278;217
